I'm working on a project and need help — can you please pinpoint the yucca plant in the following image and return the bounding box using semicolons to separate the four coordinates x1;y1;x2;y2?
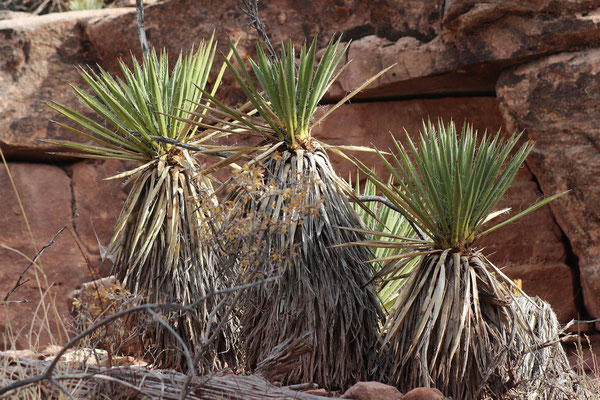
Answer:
351;177;421;311
354;120;568;398
45;40;239;372
189;37;391;389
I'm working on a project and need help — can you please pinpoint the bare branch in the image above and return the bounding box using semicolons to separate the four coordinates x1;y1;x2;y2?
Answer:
3;215;77;302
354;195;426;240
237;0;277;59
136;0;150;59
0;277;277;398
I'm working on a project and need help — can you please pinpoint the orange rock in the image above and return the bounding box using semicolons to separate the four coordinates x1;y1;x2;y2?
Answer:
342;381;403;400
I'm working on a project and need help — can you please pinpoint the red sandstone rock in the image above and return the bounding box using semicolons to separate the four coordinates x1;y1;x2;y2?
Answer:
0;163;89;349
0;8;130;161
83;0;600;102
66;159;131;274
342;381;403;400
0;0;596;363
402;387;445;400
313;97;507;178
330;1;600;99
497;49;600;318
85;0;442;77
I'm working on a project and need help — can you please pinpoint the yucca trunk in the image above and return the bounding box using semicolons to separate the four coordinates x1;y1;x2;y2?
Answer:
383;249;509;398
111;150;238;372
383;249;580;399
236;146;384;390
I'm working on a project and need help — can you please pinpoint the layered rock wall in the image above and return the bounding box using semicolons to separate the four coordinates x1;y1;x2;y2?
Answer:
1;0;599;346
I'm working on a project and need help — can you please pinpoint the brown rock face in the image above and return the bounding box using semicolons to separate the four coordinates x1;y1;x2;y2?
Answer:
66;159;131;275
342;381;403;400
0;163;88;348
86;0;443;75
83;0;600;101
497;49;600;318
313;97;506;178
330;0;600;99
0;0;597;361
0;9;130;161
0;160;130;348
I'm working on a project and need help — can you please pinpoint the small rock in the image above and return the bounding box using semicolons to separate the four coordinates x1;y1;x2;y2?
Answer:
403;387;445;400
342;381;403;400
44;348;109;366
276;11;286;24
304;388;329;396
41;344;63;357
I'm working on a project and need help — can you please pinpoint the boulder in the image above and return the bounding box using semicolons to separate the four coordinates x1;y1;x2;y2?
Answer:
497;49;600;318
0;8;130;161
83;0;600;101
402;387;446;400
342;381;403;400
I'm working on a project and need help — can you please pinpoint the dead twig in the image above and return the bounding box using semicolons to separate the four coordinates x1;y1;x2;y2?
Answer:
355;195;426;240
3;215;78;302
136;0;150;59
237;0;277;59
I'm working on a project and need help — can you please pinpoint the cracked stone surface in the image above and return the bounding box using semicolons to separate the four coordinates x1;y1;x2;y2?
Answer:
1;0;598;347
0;8;131;161
497;49;600;318
65;159;131;276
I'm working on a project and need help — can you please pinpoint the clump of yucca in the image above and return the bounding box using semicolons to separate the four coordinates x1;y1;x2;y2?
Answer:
355;120;577;398
47;39;239;372
192;37;391;389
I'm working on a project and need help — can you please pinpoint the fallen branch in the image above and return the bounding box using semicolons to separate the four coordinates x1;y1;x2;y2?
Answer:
1;354;336;399
0;278;277;398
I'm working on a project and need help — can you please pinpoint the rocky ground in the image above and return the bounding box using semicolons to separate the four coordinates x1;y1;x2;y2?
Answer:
1;0;599;385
